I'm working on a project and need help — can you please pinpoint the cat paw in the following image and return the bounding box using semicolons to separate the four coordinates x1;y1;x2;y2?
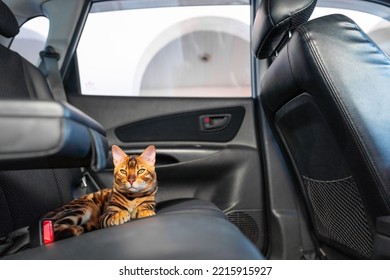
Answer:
102;211;131;227
137;210;156;218
54;225;84;240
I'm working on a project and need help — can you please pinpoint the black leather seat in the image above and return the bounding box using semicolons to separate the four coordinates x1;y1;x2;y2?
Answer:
0;0;262;259
0;1;83;238
253;0;390;259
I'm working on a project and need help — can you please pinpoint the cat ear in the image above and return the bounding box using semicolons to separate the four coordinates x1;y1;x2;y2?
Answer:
140;145;156;165
112;145;127;166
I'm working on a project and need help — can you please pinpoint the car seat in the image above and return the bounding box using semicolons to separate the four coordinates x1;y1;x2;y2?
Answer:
253;0;390;259
0;0;262;259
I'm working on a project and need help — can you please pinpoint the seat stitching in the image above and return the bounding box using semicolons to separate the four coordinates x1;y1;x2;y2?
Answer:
296;24;390;211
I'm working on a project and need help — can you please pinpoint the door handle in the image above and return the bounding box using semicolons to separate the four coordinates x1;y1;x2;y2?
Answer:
200;114;231;132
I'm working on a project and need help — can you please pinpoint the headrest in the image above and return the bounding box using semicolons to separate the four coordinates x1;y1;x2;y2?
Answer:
252;0;317;59
0;1;19;38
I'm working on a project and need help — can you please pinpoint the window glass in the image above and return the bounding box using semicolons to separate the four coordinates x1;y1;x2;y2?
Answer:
77;3;251;97
10;16;50;66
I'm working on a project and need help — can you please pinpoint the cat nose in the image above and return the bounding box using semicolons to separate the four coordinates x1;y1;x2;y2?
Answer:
128;177;135;185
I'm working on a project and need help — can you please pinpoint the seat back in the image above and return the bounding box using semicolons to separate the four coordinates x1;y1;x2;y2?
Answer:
0;2;53;100
0;1;81;236
0;169;80;237
253;1;390;259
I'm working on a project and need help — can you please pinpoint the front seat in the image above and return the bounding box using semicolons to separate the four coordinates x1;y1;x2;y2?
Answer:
253;0;390;259
0;0;86;239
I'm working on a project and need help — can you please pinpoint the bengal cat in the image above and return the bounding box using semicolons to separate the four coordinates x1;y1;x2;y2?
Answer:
43;145;157;241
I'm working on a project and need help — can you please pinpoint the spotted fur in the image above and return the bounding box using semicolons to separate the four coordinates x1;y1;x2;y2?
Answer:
44;145;157;241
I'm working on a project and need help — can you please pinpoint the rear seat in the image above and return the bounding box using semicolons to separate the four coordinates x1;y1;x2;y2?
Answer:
0;0;263;259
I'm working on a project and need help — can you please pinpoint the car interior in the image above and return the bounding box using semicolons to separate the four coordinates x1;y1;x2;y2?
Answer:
1;0;390;260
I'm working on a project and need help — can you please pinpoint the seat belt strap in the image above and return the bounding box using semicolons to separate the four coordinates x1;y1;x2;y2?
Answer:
0;226;30;257
40;46;67;102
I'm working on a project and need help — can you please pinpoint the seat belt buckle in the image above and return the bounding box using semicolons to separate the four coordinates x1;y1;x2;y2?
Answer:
28;218;56;247
40;219;55;245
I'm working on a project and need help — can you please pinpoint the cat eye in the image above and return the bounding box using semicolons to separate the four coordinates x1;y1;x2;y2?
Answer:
137;169;146;175
119;169;127;175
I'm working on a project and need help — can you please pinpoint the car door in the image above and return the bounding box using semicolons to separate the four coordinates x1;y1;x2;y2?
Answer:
63;0;266;253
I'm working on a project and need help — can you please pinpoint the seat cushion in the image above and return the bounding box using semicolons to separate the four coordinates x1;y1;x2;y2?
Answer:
5;211;263;260
156;198;225;218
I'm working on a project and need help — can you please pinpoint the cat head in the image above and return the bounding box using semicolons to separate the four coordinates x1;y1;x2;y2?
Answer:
111;145;157;196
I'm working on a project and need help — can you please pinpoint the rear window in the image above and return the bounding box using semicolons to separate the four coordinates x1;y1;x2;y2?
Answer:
77;1;251;98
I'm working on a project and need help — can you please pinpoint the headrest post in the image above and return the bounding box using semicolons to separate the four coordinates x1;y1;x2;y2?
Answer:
252;0;317;59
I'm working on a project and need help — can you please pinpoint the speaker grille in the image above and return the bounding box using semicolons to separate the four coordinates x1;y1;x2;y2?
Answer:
303;176;373;258
226;210;264;250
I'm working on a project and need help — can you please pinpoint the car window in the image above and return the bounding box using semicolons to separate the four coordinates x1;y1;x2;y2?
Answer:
10;16;50;66
77;1;251;97
77;3;390;98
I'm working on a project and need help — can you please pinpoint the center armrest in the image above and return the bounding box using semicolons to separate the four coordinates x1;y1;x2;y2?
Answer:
0;100;108;170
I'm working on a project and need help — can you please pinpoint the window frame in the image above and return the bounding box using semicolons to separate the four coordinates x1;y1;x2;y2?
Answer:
75;1;253;98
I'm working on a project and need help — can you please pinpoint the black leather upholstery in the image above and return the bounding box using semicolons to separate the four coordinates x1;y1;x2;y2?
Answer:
0;0;108;170
0;100;109;170
259;12;390;258
0;1;78;237
157;198;225;217
262;14;390;216
4;212;263;260
0;1;263;259
252;0;317;59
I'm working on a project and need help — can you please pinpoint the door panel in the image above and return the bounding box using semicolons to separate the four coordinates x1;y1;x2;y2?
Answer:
68;95;266;250
68;96;258;147
115;106;245;142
